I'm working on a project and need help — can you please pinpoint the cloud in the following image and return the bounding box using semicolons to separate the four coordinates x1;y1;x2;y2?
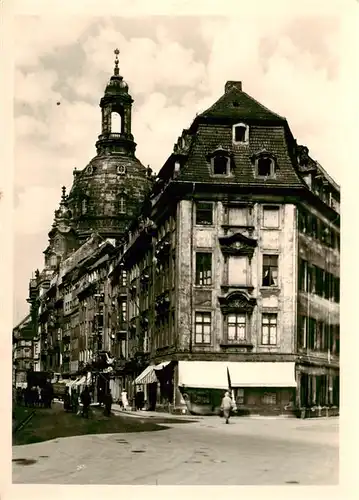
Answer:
15;186;60;236
14;16;95;67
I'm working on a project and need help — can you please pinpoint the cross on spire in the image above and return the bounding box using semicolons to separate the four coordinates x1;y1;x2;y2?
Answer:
114;48;120;76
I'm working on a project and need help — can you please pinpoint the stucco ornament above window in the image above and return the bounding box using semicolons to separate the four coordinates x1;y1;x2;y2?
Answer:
218;290;257;314
218;231;257;259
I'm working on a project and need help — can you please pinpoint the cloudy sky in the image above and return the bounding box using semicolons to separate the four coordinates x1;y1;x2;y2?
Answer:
13;9;345;325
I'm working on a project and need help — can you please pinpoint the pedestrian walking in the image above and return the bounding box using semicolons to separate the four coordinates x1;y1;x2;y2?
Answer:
135;389;144;411
220;391;234;424
63;387;71;412
121;390;129;410
71;388;79;414
103;390;113;417
80;386;91;418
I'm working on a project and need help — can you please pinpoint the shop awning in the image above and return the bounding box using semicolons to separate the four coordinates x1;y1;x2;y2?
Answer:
134;366;158;385
178;361;228;390
228;362;297;387
154;361;171;371
178;361;297;389
74;376;86;386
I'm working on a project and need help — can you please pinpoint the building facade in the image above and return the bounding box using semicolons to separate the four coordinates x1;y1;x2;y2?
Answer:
13;61;340;417
115;80;340;416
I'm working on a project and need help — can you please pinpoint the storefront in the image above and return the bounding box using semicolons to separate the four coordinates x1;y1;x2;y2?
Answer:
177;360;297;416
134;361;173;411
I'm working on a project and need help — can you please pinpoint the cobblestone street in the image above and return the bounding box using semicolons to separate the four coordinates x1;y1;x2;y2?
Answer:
12;415;338;485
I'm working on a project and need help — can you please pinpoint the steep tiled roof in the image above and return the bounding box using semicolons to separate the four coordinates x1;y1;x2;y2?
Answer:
177;123;303;188
197;84;286;124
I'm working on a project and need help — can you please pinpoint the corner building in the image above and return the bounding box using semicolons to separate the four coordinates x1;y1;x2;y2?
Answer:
121;81;340;417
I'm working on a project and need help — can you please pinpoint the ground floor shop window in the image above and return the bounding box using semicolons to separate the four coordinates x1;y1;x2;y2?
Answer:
262;392;277;405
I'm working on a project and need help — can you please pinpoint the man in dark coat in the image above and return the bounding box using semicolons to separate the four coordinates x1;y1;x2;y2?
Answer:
103;390;113;417
80;387;91;418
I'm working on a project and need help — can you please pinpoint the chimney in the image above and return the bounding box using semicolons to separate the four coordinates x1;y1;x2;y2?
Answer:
225;81;242;93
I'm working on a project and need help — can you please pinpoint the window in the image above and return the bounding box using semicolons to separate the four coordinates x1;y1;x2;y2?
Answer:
333;277;340;303
263;206;280;228
308;318;316;350
196;252;212;286
262;255;278;287
213;155;230;175
233;124;248;143
261;314;277;345
262;392;277;405
299;259;308;292
195;312;211;344
196;202;213;225
111;111;122;133
117;165;126;175
314;266;324;297
235;388;244;404
228;207;248;226
298;315;307;349
82;199;88;214
121;270;127;287
119;196;126;214
257;157;273;177
120;300;127;323
227;314;246;342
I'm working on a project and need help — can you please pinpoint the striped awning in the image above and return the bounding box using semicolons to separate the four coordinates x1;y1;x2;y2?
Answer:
134;366;158;385
154;361;171;371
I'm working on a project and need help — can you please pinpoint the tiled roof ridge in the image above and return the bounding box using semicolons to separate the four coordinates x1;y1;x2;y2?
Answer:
199;86;286;122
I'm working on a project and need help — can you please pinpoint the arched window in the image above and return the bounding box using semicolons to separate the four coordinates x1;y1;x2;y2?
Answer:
111;112;122;134
119;196;126;214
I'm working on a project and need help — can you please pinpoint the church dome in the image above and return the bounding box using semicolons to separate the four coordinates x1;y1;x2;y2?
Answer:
66;49;153;243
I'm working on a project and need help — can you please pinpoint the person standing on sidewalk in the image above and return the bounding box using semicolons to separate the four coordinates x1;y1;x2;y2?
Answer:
103;390;113;417
81;386;91;418
121;389;129;410
221;391;233;424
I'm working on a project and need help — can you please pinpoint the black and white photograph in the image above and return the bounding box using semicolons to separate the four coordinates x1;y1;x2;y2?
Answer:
2;0;356;495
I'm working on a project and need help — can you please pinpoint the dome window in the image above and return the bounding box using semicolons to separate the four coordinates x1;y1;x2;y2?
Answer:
118;195;126;214
87;166;94;175
117;165;127;175
233;123;249;144
82;199;88;214
111;111;122;134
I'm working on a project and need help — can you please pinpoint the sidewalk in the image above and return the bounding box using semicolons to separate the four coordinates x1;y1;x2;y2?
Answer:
111;404;202;420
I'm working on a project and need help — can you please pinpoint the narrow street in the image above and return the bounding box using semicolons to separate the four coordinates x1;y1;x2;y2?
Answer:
13;415;338;485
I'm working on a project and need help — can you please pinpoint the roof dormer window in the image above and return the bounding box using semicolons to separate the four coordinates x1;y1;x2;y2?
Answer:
213;155;230;175
233;123;249;144
252;150;277;178
208;146;232;177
